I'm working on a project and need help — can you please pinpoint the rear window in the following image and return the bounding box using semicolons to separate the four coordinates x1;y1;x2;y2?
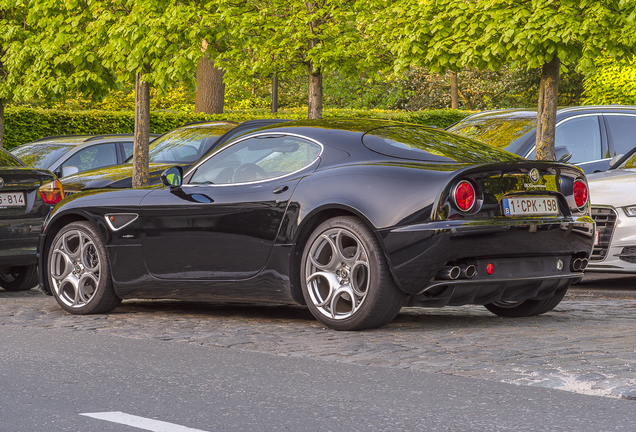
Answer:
0;148;24;167
11;143;73;169
363;125;522;163
448;115;536;153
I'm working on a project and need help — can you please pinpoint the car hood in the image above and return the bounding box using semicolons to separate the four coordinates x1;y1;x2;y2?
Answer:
60;163;179;192
587;168;636;207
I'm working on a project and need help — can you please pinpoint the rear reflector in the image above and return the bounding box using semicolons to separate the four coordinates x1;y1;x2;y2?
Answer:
39;179;65;205
486;263;495;275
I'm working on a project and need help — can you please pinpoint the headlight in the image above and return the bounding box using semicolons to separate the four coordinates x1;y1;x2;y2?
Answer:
624;206;636;217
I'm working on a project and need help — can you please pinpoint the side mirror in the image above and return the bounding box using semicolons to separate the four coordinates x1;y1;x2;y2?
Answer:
60;166;79;178
161;166;183;189
609;154;624;168
555;146;572;164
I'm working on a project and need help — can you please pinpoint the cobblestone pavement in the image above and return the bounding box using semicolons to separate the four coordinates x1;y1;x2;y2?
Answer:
2;288;636;400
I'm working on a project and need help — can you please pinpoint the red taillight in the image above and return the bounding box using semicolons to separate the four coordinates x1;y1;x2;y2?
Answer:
573;179;588;208
454;180;476;212
39;179;65;205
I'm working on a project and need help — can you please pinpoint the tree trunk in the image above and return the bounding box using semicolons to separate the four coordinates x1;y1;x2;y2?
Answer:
450;72;459;109
308;63;323;119
195;53;225;114
133;73;150;188
0;98;4;150
272;72;279;114
535;56;560;161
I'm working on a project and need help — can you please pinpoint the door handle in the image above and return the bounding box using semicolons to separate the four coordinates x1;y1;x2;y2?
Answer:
273;185;289;194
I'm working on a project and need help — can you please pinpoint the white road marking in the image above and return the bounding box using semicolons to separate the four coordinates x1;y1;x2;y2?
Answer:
80;412;210;432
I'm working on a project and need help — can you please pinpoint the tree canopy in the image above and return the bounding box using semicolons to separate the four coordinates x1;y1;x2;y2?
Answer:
374;0;636;159
216;0;387;118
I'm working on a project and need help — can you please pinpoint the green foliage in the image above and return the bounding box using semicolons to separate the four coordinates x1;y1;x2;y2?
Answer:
582;57;636;105
215;0;389;115
376;0;636;74
2;107;470;151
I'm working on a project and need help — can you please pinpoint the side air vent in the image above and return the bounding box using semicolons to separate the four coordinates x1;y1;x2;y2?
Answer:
105;213;139;231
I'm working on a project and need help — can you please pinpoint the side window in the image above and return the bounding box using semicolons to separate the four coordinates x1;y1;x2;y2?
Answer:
189;135;321;185
605;115;636;156
61;143;118;174
554;116;601;164
122;142;134;161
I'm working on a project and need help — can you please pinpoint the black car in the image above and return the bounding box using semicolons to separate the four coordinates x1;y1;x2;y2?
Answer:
59;119;289;194
0;148;64;291
38;119;594;330
448;105;636;174
11;134;160;178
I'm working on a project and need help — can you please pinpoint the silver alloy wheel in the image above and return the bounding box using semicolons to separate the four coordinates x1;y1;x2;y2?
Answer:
305;227;370;320
49;229;101;308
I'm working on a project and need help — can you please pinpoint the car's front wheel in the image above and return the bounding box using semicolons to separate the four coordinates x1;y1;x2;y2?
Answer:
48;221;121;314
484;289;567;318
0;265;38;291
300;216;405;331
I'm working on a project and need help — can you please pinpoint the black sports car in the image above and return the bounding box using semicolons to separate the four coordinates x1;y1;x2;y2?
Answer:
0;148;64;291
38;119;595;330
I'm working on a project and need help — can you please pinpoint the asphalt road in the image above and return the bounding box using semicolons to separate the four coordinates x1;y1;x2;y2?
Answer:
1;272;636;431
1;325;636;432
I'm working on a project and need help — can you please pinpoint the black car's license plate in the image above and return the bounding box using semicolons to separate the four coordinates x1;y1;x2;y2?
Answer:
503;196;558;216
0;192;25;207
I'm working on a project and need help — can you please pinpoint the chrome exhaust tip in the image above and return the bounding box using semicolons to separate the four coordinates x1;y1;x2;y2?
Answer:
439;266;461;280
461;265;477;279
580;258;588;270
571;258;582;271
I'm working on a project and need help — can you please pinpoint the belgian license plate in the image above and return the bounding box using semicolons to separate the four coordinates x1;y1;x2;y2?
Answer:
0;192;25;207
503;196;558;216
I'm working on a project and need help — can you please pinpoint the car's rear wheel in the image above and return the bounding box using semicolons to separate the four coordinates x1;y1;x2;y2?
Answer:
48;221;121;314
300;216;405;331
0;265;38;291
484;289;567;318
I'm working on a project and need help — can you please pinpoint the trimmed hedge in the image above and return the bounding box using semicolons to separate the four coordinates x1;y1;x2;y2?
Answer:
2;107;471;151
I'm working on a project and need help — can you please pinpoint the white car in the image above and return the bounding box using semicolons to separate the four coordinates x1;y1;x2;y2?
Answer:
587;157;636;272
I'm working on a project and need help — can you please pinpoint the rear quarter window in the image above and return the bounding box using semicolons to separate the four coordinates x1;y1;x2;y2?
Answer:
363;125;522;163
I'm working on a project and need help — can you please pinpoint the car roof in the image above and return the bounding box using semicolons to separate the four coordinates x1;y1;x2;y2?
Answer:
460;105;636;122
26;133;161;146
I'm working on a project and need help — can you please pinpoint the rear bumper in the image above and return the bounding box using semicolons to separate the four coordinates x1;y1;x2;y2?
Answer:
380;216;595;297
407;271;577;308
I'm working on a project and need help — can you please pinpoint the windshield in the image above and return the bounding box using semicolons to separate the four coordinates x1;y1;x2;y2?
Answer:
0;148;24;167
11;143;74;169
137;124;236;164
448;115;536;152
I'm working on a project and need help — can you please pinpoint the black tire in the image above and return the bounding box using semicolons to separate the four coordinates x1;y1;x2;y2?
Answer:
300;216;406;331
47;221;121;314
0;265;38;291
484;289;567;318
570;276;583;285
